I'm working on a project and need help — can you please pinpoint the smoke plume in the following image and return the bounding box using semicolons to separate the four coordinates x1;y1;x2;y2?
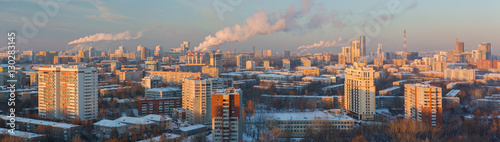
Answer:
297;37;351;53
194;0;334;52
67;29;147;45
194;11;286;51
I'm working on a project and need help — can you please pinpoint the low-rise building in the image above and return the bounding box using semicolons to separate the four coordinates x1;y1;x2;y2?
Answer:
443;90;460;107
142;114;173;129
0;115;82;142
0;128;46;142
93;119;128;136
138;97;182;116
478;94;500;110
378;86;401;96
265;111;354;138
114;116;155;131
145;87;182;98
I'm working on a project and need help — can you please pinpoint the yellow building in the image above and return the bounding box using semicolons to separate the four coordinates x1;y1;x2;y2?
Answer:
344;62;376;120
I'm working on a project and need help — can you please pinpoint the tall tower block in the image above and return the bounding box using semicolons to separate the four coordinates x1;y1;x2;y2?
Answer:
403;30;408;61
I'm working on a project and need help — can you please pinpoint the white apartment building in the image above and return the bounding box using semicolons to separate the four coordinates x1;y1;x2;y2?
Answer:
444;68;475;81
38;65;98;120
182;77;213;124
344;62;376;120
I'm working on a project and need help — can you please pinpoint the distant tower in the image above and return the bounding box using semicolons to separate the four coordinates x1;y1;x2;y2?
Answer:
403;30;408;61
360;35;366;56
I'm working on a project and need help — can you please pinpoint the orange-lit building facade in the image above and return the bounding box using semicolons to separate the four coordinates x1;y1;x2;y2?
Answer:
404;83;443;127
211;88;242;142
38;65;98;120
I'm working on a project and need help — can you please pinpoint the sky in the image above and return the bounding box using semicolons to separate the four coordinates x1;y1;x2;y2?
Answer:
1;0;499;55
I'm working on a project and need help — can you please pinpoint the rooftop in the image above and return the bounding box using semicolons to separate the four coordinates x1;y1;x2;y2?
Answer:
142;114;173;121
94;119;127;127
446;90;461;97
179;124;206;132
0;115;80;129
115;116;155;125
266;111;354;121
0;128;45;139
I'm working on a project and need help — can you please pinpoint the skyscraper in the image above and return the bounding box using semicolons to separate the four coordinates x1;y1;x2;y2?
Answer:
344;62;376;120
404;83;443;127
38;65;98;120
284;50;291;57
210;53;223;69
211;88;242;142
478;42;492;60
283;59;290;69
182;77;213;124
455;41;464;54
360;35;366;56
236;54;249;69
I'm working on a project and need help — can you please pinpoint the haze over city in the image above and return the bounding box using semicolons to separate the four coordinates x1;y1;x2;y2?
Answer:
1;0;500;142
1;0;499;54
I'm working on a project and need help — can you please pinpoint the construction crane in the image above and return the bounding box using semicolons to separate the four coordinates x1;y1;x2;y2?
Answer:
451;38;460;42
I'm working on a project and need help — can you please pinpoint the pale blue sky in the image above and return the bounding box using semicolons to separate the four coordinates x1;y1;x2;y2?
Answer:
1;0;499;54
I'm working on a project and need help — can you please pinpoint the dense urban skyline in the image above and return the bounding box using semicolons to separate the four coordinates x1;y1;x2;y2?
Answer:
1;0;499;54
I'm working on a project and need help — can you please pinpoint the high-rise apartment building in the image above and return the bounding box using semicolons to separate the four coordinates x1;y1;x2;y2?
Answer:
236;54;249;69
210;53;223;69
182;77;213;124
478;42;492;60
344;62;376;120
263;50;272;57
284;50;291;57
263;60;270;67
360;35;366;56
211;88;242;142
455;41;464;53
283;59;290;69
246;60;255;70
301;57;311;67
337;36;365;64
38;65;98;120
404;83;443;127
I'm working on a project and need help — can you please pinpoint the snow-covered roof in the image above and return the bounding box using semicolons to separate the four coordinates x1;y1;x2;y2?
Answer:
142;114;172;122
146;87;181;92
266;111;354;121
115;116;154;125
446;90;460;97
380;86;400;92
0;128;45;139
0;115;80;129
179;124;206;132
137;133;180;142
94;119;127;127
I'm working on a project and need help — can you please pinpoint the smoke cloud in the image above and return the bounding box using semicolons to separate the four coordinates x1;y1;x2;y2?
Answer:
194;11;286;51
67;29;148;45
194;0;337;52
297;37;351;53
